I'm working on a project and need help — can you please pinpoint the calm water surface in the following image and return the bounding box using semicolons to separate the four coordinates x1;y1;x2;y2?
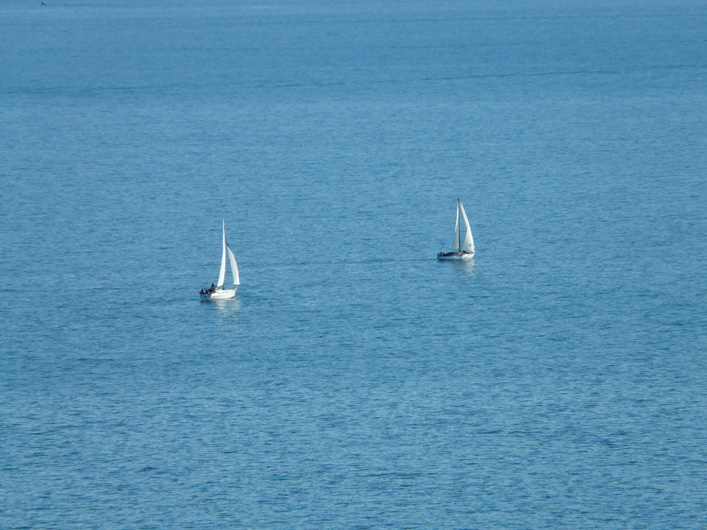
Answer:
1;1;706;528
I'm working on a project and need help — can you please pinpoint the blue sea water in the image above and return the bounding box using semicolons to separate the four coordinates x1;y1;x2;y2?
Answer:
1;0;706;528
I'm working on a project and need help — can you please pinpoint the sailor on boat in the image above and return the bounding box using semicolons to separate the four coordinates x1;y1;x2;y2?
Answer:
437;250;473;259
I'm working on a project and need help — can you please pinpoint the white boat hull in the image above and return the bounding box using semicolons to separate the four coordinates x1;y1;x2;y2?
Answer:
437;252;474;261
201;288;237;301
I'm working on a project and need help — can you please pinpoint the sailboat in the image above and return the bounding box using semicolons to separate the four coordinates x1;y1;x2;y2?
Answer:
200;220;240;300
437;198;475;260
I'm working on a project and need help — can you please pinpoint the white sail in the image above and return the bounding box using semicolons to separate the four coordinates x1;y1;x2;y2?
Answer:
202;220;239;300
452;200;461;251
228;246;240;286
217;220;227;289
438;198;475;261
459;200;475;254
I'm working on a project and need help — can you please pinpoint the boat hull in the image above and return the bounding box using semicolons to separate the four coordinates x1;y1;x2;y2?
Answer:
437;252;474;261
200;288;237;300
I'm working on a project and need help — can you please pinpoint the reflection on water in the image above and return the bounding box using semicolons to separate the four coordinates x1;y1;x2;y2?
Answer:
452;259;475;274
213;297;242;316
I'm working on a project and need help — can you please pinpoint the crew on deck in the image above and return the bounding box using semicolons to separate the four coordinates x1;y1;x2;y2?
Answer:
200;284;216;295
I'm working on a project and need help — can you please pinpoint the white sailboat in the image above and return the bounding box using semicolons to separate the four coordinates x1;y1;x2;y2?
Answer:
200;220;240;300
437;198;475;260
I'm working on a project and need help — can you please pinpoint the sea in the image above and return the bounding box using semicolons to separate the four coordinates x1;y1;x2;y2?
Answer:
1;1;706;528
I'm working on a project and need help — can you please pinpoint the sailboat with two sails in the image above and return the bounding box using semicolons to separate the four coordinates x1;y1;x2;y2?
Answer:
200;220;240;300
437;198;475;260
